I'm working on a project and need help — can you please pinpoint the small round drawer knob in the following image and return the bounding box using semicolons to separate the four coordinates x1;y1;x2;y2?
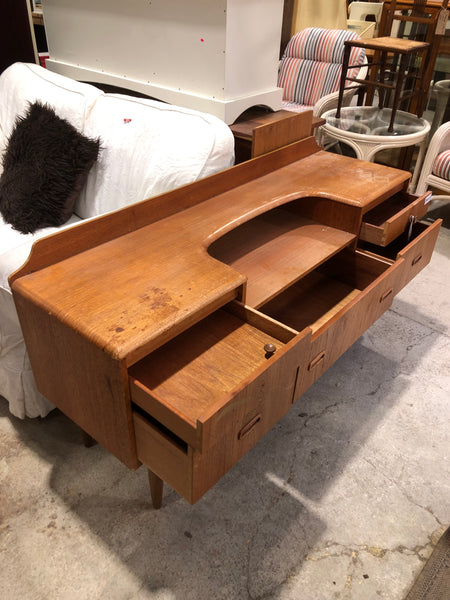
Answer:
264;343;276;357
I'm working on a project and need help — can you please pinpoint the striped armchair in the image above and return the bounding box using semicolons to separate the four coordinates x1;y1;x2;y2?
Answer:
278;28;367;117
416;121;450;199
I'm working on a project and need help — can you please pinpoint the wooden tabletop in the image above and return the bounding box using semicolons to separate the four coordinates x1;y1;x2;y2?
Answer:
345;36;430;54
12;147;410;367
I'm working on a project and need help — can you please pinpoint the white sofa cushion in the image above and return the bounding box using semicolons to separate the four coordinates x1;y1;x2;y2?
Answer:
75;93;234;218
0;62;102;140
0;213;83;419
0;213;83;292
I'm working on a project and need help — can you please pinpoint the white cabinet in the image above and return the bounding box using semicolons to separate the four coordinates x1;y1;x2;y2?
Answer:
42;0;284;123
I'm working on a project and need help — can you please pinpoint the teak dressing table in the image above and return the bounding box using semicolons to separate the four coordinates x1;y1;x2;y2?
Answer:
10;138;441;508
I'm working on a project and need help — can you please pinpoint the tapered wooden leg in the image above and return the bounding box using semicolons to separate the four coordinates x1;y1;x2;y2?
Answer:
148;469;163;509
81;429;97;447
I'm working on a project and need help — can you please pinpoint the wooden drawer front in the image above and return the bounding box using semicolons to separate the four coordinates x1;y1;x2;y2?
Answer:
130;306;311;503
132;339;301;505
359;192;430;247
129;307;308;450
291;255;403;398
190;327;311;501
394;219;441;292
130;379;201;451
133;411;193;503
359;220;442;294
129;309;285;451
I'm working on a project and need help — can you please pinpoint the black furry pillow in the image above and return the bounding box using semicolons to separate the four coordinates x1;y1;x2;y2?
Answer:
0;101;100;234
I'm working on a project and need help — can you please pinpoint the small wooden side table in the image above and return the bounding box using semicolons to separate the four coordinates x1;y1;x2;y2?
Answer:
229;108;322;163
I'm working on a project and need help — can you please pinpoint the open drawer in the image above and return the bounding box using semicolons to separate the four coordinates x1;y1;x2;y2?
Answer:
359;191;431;247
358;218;442;293
129;306;311;503
257;247;404;396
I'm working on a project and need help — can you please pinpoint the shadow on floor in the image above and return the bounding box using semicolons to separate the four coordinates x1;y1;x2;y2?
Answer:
2;296;441;599
424;199;450;229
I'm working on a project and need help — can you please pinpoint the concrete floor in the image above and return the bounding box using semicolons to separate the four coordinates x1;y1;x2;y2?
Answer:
1;202;449;600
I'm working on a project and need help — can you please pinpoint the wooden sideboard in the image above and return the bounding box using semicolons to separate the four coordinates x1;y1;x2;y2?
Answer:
10;138;441;508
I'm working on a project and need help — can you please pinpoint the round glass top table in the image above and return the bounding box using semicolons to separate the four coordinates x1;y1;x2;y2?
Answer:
321;107;430;190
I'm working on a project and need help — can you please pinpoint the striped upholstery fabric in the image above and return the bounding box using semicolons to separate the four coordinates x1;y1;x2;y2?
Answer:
278;28;366;110
432;150;450;181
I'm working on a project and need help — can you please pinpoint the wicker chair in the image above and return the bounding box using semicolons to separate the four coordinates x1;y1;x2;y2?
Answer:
416;121;450;199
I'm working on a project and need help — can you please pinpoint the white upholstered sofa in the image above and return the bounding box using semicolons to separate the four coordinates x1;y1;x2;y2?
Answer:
0;62;235;419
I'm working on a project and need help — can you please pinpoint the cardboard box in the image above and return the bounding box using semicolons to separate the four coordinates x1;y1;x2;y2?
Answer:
347;20;376;39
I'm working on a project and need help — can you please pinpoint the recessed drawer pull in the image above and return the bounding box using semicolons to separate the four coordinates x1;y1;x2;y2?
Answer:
238;414;261;440
379;288;393;303
412;254;422;266
308;350;326;371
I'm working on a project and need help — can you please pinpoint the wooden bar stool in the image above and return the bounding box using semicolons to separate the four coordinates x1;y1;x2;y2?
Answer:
336;36;429;132
377;0;449;118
